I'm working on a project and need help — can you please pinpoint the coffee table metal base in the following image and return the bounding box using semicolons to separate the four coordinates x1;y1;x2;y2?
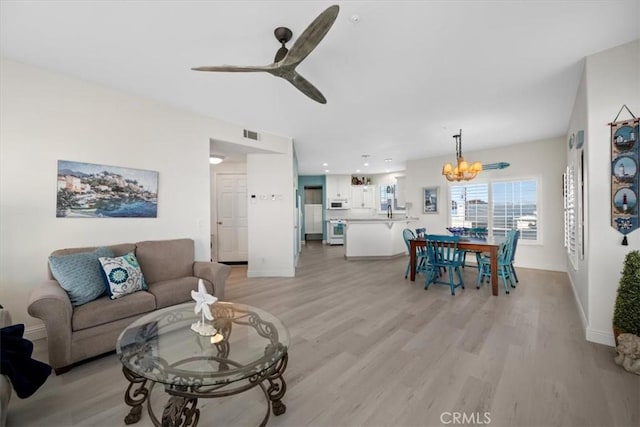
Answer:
122;352;288;427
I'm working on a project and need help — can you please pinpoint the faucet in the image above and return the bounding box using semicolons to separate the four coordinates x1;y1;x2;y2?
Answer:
387;204;393;218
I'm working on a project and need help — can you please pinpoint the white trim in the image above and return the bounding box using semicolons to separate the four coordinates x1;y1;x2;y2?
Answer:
567;271;588;336
566;272;615;347
247;268;295;277
586;328;615;347
25;324;47;341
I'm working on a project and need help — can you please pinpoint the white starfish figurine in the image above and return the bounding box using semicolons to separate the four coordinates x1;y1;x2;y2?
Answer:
191;279;217;325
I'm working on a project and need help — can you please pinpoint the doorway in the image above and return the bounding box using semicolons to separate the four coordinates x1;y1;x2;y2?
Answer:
216;174;248;262
304;186;323;242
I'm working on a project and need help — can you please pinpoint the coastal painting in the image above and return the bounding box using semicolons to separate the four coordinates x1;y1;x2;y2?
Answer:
56;160;158;218
423;187;439;214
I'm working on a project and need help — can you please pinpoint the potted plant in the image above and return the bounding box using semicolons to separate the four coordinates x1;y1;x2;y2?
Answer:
613;250;640;344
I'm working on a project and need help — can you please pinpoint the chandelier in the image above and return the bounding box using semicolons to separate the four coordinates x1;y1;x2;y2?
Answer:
441;129;482;182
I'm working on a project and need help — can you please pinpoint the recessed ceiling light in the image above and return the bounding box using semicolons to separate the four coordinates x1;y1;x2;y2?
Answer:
350;14;360;23
364;162;369;167
356;169;361;173
322;162;328;166
385;158;392;163
325;169;330;173
209;155;225;165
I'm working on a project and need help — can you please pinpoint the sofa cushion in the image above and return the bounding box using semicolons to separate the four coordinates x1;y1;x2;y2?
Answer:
147;276;213;309
72;291;156;331
99;252;147;299
49;247;114;306
135;239;194;284
49;244;136;280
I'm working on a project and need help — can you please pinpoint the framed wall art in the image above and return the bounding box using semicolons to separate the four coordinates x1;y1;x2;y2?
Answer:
56;160;158;218
423;187;439;214
609;105;639;245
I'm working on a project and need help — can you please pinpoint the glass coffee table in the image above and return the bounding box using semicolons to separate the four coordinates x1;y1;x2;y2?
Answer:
116;302;290;426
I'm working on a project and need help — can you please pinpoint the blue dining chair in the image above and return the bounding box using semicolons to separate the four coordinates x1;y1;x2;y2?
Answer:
509;229;520;284
424;234;465;295
447;226;487;268
403;228;428;279
476;229;516;294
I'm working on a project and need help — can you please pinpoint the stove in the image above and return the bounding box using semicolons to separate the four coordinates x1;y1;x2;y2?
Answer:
328;219;346;245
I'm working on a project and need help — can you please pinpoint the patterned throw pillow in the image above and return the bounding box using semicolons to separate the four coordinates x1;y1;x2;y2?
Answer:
99;252;147;299
49;247;114;306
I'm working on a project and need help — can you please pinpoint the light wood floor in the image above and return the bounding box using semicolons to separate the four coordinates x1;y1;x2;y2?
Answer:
8;243;640;426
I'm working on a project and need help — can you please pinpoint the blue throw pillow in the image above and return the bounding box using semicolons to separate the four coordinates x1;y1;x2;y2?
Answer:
99;252;147;299
49;247;114;306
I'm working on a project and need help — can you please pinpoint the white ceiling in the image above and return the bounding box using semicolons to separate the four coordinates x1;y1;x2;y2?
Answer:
1;1;638;175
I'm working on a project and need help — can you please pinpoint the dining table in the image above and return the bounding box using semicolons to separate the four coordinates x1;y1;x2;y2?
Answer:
409;237;502;296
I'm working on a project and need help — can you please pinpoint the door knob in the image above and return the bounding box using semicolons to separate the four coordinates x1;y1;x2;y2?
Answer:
217;221;223;225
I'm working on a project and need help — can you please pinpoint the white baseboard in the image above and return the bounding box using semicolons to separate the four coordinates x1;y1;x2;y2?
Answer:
565;272;615;347
247;268;295;278
586;328;615;347
25;324;47;341
566;272;588;336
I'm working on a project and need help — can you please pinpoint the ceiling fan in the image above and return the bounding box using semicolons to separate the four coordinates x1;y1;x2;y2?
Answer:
192;5;339;104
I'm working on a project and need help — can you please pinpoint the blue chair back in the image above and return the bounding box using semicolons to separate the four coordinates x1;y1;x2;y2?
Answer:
415;228;426;238
425;234;463;265
510;229;520;263
498;229;518;265
402;228;416;252
468;227;488;239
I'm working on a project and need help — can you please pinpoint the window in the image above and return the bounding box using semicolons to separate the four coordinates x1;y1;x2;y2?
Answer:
492;179;538;241
450;184;489;229
379;184;394;211
449;178;539;242
564;166;577;263
378;181;406;212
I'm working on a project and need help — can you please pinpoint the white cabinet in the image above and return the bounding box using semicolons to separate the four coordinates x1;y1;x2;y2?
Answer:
351;185;376;208
304;204;323;234
325;175;351;200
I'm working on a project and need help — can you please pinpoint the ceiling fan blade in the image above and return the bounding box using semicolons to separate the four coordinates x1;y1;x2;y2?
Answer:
283;71;327;104
281;5;339;66
191;65;273;73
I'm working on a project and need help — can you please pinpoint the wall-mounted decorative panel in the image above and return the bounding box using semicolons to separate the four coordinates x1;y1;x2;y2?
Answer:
609;106;639;245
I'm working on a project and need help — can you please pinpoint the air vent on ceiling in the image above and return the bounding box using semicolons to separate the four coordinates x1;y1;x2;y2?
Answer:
243;129;260;141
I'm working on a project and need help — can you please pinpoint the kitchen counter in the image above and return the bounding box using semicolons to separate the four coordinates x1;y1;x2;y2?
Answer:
345;216;419;223
344;217;419;259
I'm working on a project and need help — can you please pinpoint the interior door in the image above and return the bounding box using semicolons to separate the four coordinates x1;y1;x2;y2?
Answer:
216;174;248;262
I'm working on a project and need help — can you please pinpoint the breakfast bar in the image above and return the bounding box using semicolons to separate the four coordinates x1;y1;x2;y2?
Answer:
344;217;418;259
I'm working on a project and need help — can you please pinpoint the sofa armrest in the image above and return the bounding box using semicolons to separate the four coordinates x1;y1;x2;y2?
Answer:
27;281;73;371
193;262;231;301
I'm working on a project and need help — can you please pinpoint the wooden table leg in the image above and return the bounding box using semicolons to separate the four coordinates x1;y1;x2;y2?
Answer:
409;240;417;281
490;246;498;296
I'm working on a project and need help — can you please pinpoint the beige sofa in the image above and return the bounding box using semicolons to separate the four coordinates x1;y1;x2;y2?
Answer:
28;238;231;374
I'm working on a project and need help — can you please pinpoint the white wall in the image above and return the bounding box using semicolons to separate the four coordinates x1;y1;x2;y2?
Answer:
583;39;639;345
0;59;283;329
406;137;567;272
566;68;590;329
247;147;296;277
207;135;296;276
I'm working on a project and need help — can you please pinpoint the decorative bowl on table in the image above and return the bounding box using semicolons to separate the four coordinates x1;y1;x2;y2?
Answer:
446;227;465;236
